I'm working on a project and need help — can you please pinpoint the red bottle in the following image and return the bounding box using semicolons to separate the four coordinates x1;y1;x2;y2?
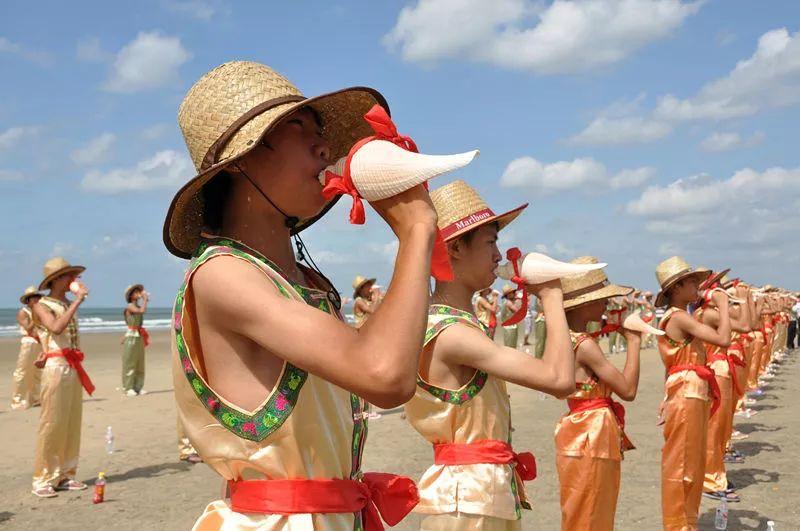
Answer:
93;472;106;504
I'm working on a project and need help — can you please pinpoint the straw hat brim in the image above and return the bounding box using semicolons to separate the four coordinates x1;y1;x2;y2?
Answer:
39;265;85;290
655;269;712;307
444;203;528;242
164;86;389;259
564;283;634;311
20;290;45;305
125;284;145;303
353;278;376;299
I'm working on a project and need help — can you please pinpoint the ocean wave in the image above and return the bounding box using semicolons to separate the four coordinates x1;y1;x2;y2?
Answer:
0;318;174;337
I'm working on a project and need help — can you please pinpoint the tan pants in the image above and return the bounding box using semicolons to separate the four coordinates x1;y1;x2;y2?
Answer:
32;360;83;489
662;393;709;530
11;340;42;410
557;453;620;531
703;367;732;493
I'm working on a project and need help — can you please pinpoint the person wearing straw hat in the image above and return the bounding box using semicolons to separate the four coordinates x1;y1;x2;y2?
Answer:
121;284;149;396
692;270;753;503
403;180;574;530
555;256;640;531
351;275;377;328
10;287;46;410
29;257;93;498
163;61;440;528
653;256;731;531
500;283;523;349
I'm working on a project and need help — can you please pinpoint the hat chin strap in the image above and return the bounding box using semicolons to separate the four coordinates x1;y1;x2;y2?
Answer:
233;164;341;311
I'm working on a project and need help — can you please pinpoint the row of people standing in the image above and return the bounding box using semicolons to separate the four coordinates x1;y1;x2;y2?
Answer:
160;60;795;531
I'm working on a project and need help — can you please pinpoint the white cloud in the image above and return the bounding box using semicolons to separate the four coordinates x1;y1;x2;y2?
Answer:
103;31;191;93
0;126;39;151
71;133;116;165
0;169;25;181
609;166;656;188
627;166;800;270
570;27;800;145
627;167;800;217
76;37;112;62
0;37;51;66
500;156;653;192
368;241;400;263
384;0;702;74
534;243;549;253
654;28;800;122
569;115;672;145
81;150;193;193
699;131;764;152
314;250;351;265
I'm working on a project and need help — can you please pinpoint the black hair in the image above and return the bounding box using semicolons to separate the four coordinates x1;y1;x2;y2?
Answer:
202;171;234;232
455;221;500;246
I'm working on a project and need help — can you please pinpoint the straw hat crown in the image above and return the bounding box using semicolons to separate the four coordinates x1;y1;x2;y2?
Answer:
39;257;85;290
20;286;44;304
124;284;144;303
430;180;527;241
654;255;711;307
562;256;633;310
352;275;375;298
165;60;388;258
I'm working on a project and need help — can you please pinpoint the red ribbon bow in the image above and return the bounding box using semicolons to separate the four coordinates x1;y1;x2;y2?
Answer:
668;364;720;416
46;348;95;395
322;104;452;281
229;473;419;531
433;439;537;481
501;248;528;327
129;326;150;347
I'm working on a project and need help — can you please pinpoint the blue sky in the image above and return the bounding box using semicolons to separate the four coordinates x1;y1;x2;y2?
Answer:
1;0;798;307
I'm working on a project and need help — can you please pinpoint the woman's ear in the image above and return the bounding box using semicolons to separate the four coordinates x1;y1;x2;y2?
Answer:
447;239;462;259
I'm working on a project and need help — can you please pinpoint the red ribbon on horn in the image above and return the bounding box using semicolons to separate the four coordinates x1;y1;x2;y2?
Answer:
502;247;528;327
322;104;452;281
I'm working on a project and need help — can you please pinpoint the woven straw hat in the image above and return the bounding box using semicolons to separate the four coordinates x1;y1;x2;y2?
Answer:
502;284;517;296
562;256;633;310
352;275;376;299
431;180;527;241
654;256;711;307
39;257;85;290
163;61;389;258
20;286;45;305
124;283;144;303
697;266;730;291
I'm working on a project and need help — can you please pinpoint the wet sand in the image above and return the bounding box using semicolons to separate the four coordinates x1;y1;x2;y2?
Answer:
0;331;797;530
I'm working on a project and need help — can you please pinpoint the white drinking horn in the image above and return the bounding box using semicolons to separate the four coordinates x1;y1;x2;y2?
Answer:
319;140;479;201
622;311;664;336
709;287;744;304
496;252;607;285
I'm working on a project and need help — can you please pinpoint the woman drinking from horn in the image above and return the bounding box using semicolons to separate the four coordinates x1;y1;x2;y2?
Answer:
30;257;93;498
555;256;641;531
403;180;575;530
11;287;45;410
122;284;149;396
654;256;731;531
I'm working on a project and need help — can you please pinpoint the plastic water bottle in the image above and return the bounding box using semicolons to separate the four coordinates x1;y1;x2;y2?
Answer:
105;426;114;454
93;472;106;504
714;496;728;530
767;520;776;531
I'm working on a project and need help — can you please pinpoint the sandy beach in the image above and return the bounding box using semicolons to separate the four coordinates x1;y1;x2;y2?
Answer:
0;330;797;530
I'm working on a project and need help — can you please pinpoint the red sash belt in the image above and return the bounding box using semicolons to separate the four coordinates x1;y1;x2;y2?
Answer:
567;397;627;431
228;473;418;531
668;364;720;416
128;326;150;346
45;348;95;395
708;349;746;396
433;439;536;481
